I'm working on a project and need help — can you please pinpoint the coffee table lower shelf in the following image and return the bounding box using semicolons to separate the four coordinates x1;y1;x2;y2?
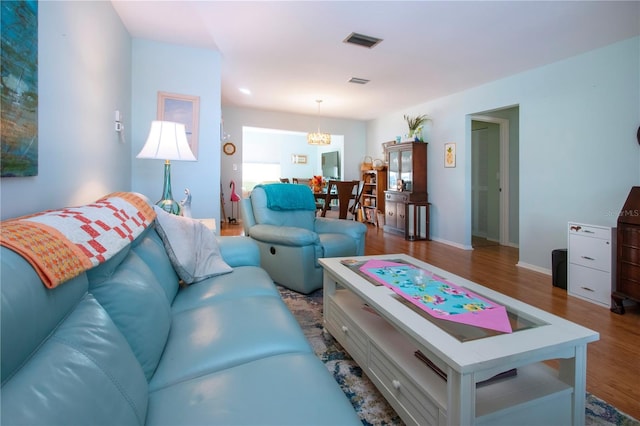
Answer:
325;288;573;426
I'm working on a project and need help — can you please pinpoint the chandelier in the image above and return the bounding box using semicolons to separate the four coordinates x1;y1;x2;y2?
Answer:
307;100;331;145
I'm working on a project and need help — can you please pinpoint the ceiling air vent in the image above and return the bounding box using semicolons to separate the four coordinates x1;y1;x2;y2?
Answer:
348;77;370;85
343;32;383;49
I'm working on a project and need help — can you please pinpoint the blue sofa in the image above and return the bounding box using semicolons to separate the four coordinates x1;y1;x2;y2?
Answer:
0;199;361;425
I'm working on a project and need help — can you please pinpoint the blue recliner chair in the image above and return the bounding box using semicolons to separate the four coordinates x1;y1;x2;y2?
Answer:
241;183;367;294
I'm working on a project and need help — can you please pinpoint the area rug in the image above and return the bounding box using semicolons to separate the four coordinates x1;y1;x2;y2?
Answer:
276;285;640;426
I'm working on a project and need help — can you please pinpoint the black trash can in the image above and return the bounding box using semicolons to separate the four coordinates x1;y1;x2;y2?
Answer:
552;249;567;290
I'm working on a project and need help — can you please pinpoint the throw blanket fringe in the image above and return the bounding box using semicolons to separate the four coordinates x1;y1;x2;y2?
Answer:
0;192;156;288
255;183;317;211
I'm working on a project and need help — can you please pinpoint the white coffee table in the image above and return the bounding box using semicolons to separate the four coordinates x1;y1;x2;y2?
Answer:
320;254;599;426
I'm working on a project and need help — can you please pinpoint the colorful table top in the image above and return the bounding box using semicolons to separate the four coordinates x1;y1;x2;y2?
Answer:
358;259;513;333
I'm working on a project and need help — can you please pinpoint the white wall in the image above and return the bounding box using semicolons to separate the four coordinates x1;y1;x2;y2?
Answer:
242;128;345;189
243;130;319;184
221;106;366;201
130;39;221;221
1;1;132;220
367;36;640;272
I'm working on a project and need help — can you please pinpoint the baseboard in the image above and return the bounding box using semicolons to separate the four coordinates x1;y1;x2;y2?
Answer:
430;236;473;250
516;261;551;276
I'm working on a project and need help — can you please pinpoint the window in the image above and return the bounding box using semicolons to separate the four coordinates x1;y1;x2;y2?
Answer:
242;163;281;195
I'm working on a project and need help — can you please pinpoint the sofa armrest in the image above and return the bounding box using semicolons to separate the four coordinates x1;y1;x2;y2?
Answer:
314;218;367;239
217;236;260;267
249;224;320;247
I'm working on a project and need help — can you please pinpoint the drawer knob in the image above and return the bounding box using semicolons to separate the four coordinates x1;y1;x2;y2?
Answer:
392;379;401;390
581;256;595;261
580;286;595;292
341;325;348;333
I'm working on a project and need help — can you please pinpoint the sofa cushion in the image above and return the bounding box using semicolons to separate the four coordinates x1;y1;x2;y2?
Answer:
146;353;361;426
215;235;261;268
89;250;171;380
153;206;232;284
149;295;311;391
131;227;180;304
1;248;89;382
171;265;279;314
1;294;149;426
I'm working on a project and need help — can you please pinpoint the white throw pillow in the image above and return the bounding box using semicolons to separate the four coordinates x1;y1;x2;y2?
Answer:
153;206;232;284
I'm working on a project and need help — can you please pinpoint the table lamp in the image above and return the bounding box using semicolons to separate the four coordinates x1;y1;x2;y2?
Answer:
137;120;196;215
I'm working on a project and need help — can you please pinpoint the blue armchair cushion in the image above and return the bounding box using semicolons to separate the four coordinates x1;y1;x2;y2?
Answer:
250;187;316;230
249;224;320;247
255;183;317;211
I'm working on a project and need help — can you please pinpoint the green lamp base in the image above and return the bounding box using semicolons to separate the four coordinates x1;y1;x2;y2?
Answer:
156;198;182;216
156;160;182;216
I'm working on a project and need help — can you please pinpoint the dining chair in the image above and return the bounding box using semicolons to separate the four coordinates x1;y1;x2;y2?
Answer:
293;178;310;185
349;181;365;220
321;180;360;220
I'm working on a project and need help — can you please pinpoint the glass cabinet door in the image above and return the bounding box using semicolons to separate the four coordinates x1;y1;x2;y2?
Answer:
388;150;399;190
401;150;413;191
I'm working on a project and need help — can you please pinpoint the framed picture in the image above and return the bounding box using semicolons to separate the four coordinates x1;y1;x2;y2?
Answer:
292;154;307;164
1;1;38;177
157;91;200;158
445;143;456;168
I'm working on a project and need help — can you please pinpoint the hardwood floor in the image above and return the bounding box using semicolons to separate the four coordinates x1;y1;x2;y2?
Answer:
221;222;640;420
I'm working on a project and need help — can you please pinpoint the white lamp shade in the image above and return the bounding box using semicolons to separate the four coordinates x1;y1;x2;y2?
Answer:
137;121;196;161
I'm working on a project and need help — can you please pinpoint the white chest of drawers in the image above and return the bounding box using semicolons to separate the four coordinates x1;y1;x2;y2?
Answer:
567;222;616;308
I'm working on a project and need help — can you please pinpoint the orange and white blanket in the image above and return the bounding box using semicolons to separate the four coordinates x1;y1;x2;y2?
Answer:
0;192;156;288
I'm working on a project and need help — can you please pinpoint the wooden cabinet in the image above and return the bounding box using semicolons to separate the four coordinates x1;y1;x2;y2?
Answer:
361;169;386;226
384;191;408;232
568;222;616;308
612;186;640;314
383;142;429;238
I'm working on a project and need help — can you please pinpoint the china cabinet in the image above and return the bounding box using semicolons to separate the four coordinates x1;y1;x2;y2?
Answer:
383;142;429;239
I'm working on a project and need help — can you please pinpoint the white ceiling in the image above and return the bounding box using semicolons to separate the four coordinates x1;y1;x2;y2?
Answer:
111;1;640;121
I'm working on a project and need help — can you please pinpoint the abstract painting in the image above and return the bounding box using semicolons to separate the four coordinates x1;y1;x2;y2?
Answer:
1;0;38;177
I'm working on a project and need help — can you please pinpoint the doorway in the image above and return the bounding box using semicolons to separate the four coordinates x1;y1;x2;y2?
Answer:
470;107;519;248
241;127;344;196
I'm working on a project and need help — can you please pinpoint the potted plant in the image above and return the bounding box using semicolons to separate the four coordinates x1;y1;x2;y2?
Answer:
404;114;429;142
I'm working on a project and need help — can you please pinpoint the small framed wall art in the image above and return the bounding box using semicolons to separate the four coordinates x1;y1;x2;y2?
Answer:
444;143;456;168
157;91;200;158
292;154;308;164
